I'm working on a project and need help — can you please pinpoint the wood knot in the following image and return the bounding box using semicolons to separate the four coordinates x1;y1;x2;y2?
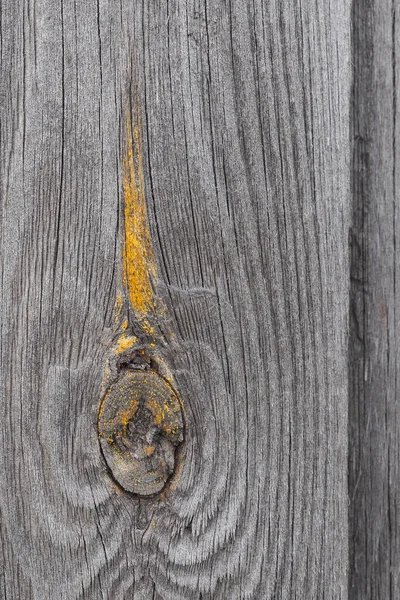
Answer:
98;370;184;496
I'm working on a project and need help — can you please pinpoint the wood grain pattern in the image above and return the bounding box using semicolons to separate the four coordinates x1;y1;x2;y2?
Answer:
349;0;400;597
1;0;350;598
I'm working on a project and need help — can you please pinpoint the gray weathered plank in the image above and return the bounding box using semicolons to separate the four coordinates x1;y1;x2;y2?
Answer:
1;0;350;598
349;0;400;597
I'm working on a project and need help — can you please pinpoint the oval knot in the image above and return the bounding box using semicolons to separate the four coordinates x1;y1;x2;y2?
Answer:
99;370;184;496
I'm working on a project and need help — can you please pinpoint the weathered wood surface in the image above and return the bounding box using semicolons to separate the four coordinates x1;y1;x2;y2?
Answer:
1;1;350;598
349;0;400;597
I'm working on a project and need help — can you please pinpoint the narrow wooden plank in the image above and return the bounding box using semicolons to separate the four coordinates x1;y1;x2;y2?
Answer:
139;2;350;596
349;0;400;597
0;0;351;598
0;0;135;597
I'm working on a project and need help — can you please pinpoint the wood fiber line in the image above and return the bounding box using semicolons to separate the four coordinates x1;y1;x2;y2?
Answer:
349;0;400;597
0;0;350;598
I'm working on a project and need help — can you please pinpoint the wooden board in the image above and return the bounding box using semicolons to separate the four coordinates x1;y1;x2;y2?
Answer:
1;0;350;598
349;0;400;596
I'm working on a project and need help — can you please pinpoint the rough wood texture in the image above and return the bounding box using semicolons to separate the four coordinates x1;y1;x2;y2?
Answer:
1;1;350;598
349;0;400;597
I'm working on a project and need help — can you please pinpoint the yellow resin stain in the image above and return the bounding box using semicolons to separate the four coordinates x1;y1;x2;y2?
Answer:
114;294;124;323
110;482;123;495
120;319;129;332
118;400;140;433
123;114;157;318
114;333;138;355
141;318;155;337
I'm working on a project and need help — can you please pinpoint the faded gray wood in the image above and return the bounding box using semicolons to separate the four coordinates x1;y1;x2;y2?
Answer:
349;0;400;597
0;1;350;599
